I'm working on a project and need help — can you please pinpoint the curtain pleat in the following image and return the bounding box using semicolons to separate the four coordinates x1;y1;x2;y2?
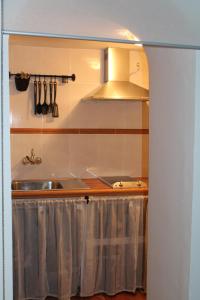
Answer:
13;198;85;300
80;196;146;296
13;196;147;300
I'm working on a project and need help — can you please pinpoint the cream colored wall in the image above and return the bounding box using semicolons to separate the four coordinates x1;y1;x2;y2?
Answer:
9;43;149;179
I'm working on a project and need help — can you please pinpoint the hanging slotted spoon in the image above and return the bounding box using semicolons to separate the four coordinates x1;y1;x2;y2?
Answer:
42;77;48;115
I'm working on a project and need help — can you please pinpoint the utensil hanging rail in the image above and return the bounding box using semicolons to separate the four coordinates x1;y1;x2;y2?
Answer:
9;72;76;83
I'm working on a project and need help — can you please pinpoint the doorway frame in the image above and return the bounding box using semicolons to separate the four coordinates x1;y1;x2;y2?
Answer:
2;30;200;300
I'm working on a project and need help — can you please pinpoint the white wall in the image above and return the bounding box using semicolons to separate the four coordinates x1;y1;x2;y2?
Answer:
146;47;197;300
189;51;200;300
9;42;149;179
0;3;3;299
3;0;200;46
1;34;13;300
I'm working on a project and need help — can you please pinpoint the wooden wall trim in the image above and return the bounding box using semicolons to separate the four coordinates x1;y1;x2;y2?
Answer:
10;128;149;134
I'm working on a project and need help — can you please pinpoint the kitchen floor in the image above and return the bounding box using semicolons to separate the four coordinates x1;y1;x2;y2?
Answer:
46;292;146;300
74;293;146;300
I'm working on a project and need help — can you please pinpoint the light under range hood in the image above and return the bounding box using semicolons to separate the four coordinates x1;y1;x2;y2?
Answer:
83;48;149;101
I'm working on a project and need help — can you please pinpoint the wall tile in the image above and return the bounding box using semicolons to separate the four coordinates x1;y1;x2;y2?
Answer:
10;43;149;179
11;134;70;179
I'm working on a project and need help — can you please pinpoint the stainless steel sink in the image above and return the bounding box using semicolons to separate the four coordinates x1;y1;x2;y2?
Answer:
12;179;89;191
12;180;63;191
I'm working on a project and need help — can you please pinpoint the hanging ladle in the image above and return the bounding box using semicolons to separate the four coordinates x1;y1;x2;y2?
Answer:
48;78;53;114
36;76;42;114
33;76;37;114
42;76;48;115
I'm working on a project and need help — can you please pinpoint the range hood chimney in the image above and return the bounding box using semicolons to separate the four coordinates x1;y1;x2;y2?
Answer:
83;48;149;101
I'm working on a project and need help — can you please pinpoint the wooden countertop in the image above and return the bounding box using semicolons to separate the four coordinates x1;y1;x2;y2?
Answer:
12;178;148;199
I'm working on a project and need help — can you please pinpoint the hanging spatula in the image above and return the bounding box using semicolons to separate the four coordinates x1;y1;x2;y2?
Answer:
48;78;54;114
52;80;59;118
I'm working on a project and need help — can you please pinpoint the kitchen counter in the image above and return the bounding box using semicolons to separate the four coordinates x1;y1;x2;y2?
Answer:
12;178;148;199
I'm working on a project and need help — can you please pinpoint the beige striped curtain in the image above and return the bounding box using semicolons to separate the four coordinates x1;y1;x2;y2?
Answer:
13;196;147;300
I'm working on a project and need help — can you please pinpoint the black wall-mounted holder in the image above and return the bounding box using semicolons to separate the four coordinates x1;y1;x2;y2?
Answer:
14;73;30;91
9;72;76;92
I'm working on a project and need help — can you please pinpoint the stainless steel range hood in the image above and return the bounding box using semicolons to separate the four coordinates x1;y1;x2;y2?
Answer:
83;48;149;101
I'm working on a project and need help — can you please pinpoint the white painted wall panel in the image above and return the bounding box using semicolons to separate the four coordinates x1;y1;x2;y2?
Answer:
189;51;200;300
2;34;13;300
146;47;196;300
0;3;4;299
3;0;200;46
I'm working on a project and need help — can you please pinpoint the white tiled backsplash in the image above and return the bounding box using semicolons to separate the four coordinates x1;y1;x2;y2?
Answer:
10;44;149;179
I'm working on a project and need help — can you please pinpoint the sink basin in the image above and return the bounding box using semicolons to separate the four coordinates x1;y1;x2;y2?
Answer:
12;179;89;191
12;180;63;191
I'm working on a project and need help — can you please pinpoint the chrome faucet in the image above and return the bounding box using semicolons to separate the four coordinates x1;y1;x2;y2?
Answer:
22;148;42;165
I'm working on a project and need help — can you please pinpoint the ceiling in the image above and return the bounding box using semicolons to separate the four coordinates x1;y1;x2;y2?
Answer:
4;0;200;47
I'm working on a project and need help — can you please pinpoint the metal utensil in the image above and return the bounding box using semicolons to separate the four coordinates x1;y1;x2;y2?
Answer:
42;77;48;115
52;80;59;118
33;76;37;114
36;76;42;114
48;79;53;114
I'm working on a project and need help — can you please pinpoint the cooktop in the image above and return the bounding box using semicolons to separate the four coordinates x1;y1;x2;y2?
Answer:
99;176;146;189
